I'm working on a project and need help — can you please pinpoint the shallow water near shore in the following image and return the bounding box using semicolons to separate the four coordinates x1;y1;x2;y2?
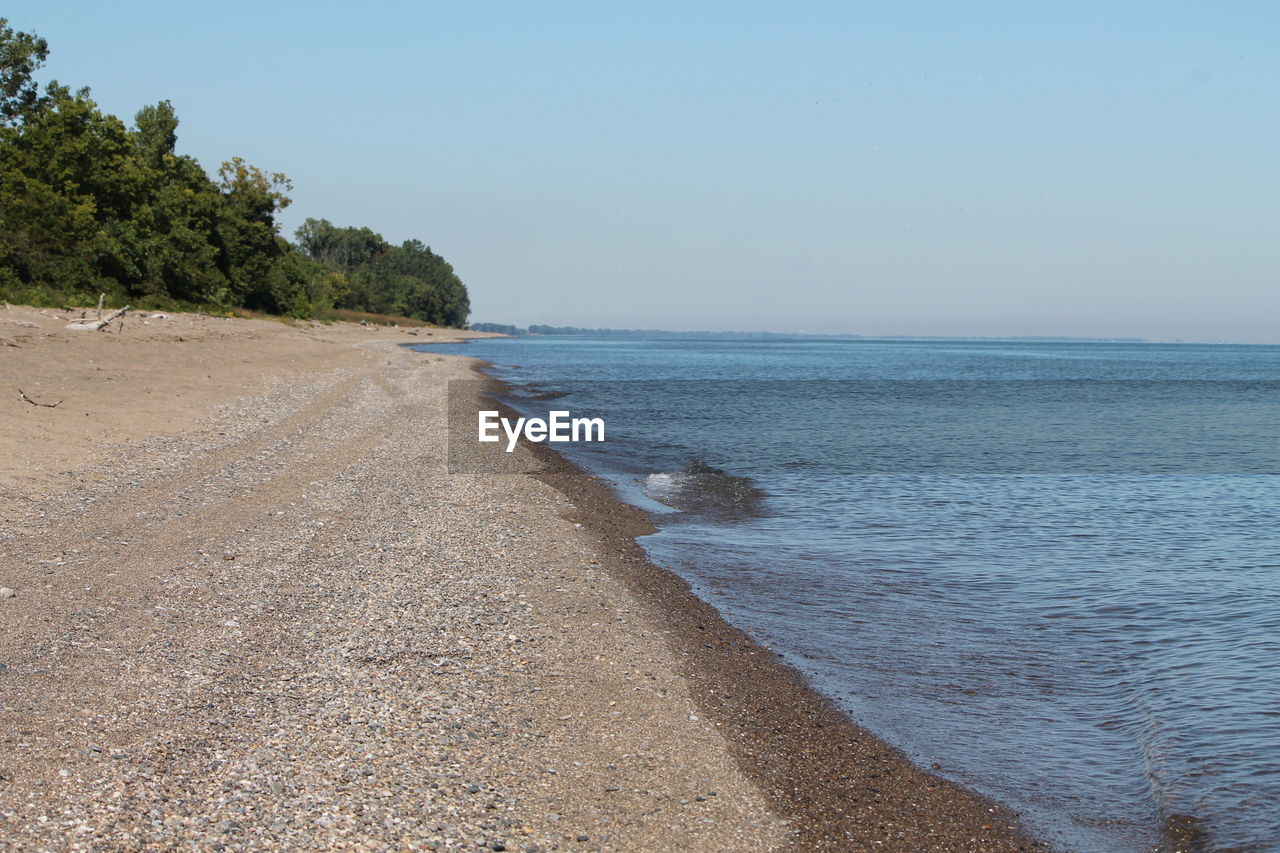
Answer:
415;335;1280;852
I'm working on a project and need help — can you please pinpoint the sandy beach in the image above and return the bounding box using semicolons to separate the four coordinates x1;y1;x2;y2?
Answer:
0;305;1044;851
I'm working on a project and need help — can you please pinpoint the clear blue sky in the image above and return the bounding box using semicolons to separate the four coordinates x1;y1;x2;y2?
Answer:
9;2;1280;340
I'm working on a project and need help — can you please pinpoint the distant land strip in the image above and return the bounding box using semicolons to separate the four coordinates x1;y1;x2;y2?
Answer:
470;323;1149;342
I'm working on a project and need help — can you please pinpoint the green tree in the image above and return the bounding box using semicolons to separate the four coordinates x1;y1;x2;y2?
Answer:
133;100;177;167
120;103;227;303
295;218;387;269
0;82;135;301
213;156;293;309
0;17;48;126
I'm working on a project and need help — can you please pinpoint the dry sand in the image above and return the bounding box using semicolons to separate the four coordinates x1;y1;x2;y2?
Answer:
0;304;1045;850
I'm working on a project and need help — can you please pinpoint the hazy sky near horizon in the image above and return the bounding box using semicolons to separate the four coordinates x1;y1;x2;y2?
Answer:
10;2;1279;340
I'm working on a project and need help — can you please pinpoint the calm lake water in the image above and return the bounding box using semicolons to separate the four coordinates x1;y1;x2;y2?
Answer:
414;336;1280;853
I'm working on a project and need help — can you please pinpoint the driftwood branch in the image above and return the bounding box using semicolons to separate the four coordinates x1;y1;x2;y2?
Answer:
66;305;129;332
17;388;61;408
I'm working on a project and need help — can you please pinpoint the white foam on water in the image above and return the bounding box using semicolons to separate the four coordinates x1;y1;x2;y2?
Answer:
643;472;682;505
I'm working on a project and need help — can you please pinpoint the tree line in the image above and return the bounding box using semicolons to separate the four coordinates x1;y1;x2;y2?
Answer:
0;19;468;326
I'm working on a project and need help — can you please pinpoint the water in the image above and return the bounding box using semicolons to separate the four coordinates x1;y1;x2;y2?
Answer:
414;336;1280;852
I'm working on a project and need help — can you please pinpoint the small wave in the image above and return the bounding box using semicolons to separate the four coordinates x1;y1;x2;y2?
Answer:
501;384;573;402
525;389;571;400
509;384;571;401
642;460;767;520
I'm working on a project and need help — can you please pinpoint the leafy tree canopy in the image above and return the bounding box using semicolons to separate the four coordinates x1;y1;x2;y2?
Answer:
0;19;469;326
0;17;48;126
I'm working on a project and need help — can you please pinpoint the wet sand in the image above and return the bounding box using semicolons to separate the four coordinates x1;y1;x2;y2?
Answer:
0;304;1045;850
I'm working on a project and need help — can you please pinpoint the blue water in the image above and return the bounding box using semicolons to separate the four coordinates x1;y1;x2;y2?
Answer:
414;336;1280;852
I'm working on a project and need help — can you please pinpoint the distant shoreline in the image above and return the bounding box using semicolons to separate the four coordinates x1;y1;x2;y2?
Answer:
470;324;1152;343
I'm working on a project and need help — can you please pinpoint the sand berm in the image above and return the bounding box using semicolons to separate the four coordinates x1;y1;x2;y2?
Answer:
0;305;1045;851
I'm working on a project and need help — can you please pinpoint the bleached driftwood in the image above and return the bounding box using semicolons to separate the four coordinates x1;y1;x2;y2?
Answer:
66;305;129;332
17;388;61;408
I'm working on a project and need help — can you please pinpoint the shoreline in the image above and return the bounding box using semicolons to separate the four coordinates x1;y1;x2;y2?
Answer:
1;306;1041;849
456;351;1047;851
